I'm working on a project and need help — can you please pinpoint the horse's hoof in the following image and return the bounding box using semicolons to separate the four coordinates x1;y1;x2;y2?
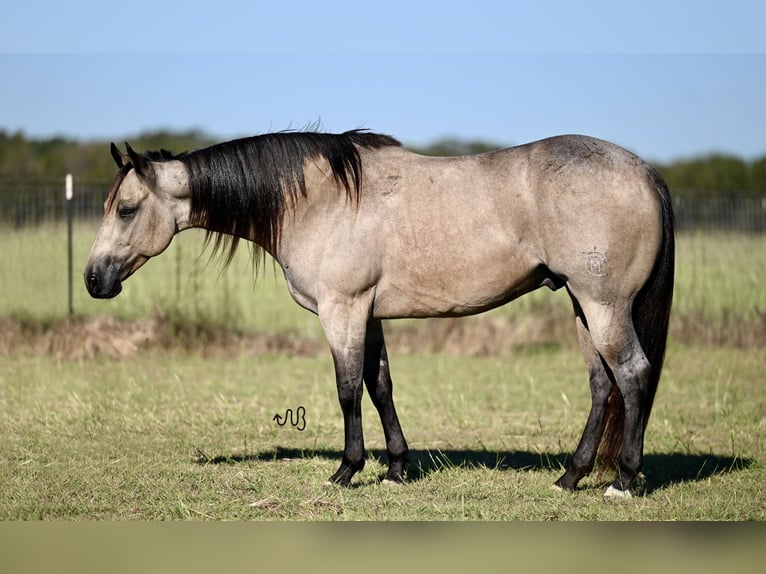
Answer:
550;483;565;492
381;478;404;486
603;485;632;500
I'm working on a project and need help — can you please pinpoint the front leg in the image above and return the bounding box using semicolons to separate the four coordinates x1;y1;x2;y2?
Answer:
327;354;366;486
319;295;373;487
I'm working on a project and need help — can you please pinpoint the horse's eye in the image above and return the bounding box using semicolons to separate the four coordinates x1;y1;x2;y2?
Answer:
118;205;137;220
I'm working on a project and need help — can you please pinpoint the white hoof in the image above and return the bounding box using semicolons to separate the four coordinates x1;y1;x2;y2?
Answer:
550;483;564;492
381;478;404;487
603;485;632;499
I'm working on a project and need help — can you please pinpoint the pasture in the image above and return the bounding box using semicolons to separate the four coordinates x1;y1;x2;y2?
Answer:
0;224;764;520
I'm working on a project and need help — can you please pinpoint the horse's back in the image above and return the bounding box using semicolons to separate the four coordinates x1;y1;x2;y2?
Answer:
297;136;664;319
359;145;545;317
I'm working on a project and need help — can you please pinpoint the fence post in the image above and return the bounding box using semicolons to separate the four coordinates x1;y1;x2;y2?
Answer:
66;174;74;317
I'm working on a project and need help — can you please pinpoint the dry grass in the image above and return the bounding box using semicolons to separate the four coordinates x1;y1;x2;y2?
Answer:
1;304;763;362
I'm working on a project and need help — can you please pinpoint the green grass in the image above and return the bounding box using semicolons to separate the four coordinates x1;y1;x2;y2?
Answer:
0;222;318;336
1;224;764;344
1;225;764;520
0;345;762;520
673;231;766;322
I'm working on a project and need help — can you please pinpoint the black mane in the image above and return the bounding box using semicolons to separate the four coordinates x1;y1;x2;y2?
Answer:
161;130;399;266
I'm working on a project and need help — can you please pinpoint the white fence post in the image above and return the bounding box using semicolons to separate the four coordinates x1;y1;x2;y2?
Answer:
65;174;74;317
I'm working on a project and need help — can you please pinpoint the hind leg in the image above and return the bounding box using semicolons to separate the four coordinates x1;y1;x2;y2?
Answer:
577;299;651;497
363;320;410;483
554;304;613;491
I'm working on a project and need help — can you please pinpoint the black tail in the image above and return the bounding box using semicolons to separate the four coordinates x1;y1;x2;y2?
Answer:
598;164;675;467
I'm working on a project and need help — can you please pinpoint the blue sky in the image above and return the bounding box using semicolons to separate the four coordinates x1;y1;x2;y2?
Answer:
1;1;765;163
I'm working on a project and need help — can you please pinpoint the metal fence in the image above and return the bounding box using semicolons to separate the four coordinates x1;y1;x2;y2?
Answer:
672;195;766;232
0;176;108;227
1;176;765;232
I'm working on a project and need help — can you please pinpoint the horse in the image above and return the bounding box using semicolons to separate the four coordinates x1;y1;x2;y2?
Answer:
85;130;674;498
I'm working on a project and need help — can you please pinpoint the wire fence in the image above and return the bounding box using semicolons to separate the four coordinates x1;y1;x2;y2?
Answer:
672;195;766;232
1;176;765;232
0;176;108;227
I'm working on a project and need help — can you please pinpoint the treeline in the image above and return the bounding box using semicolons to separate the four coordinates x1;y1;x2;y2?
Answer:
1;129;765;197
0;130;217;184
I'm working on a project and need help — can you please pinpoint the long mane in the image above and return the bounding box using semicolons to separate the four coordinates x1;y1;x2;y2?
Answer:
174;129;400;267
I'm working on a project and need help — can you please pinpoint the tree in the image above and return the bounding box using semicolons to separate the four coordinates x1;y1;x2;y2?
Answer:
749;156;766;194
658;154;751;197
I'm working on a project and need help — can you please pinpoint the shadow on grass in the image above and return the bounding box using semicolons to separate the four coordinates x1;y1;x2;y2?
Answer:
195;446;754;494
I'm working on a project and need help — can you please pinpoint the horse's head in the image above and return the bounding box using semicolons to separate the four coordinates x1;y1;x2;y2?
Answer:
84;143;189;299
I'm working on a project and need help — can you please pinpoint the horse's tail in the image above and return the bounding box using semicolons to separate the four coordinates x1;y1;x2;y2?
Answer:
598;163;675;468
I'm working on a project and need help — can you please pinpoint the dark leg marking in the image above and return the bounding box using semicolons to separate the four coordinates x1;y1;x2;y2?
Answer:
363;320;410;482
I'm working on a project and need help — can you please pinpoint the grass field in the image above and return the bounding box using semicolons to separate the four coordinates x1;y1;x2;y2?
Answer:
0;345;763;520
2;223;765;342
0;224;764;520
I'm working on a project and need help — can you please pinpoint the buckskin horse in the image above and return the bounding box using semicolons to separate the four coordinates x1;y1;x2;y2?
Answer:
85;130;674;498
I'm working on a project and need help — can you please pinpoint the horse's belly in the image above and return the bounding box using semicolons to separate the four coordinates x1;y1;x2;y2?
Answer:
372;250;544;319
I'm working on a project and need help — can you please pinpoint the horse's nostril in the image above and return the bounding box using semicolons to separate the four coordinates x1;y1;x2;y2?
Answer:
85;261;122;299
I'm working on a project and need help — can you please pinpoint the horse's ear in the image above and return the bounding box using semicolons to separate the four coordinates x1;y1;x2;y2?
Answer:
110;142;127;168
124;142;155;181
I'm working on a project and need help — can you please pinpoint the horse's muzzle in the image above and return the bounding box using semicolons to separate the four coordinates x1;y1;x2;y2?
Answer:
84;260;123;299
